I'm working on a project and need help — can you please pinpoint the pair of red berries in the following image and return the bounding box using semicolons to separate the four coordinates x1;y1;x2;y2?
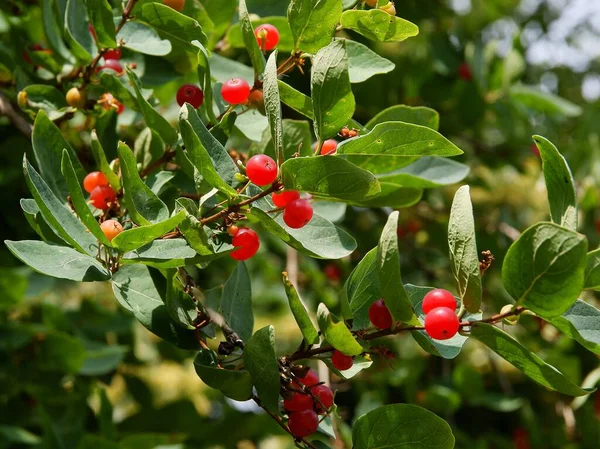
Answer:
176;84;204;109
254;24;280;51
229;226;260;261
312;139;338;156
83;172;117;211
271;190;314;229
284;369;333;438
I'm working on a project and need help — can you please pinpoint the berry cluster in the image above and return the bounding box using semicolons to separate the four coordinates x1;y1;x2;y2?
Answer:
83;171;117;211
272;190;314;229
283;369;334;438
229;227;260;261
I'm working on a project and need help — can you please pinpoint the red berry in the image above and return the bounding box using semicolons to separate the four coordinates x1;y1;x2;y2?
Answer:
283;199;313;229
396;226;406;238
595;218;600;235
531;143;540;157
458;62;472;81
424;307;460;340
246;154;278;186
331;350;353;371
368;299;393;329
89;185;116;210
293;368;319;389
227;225;239;236
310;384;334;414
83;171;109;193
254;24;280;51
103;48;122;60
230;227;260;261
422;289;457;315
221;78;251;105
288;410;319;438
100;219;123;241
513;428;530;449
272;190;300;208
176;84;204;108
323;263;342;282
163;0;185;11
96;59;123;74
406;219;421;234
318;139;338;155
283;392;313;412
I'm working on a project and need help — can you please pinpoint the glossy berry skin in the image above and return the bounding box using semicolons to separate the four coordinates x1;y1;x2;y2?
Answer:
66;87;86;109
424;307;460;340
247;89;265;113
254;24;280;51
283;199;313;229
288;410;319;438
227;225;239;236
89;185;116;210
221;78;251;105
331;350;353;371
83;171;109;193
283;392;313;412
368;299;393;329
310;384;334;414
163;0;185;11
100;220;123;241
230;227;260;261
294;368;319;388
176;84;204;108
96;59;123;74
246;154;278;186
272;190;300;208
103;48;122;60
320;139;338;155
458;62;472;81
422;289;457;315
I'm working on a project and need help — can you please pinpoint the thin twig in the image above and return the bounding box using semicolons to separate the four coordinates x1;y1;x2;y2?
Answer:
0;92;32;139
139;149;176;178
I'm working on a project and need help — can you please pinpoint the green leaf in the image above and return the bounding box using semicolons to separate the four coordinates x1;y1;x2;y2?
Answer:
76;435;120;449
353;404;455;449
377;212;420;325
98;73;140;112
448;186;482;313
180;105;238;197
502;222;587;317
347;183;423;208
227;16;294;52
177;211;219;257
5;240;110;282
253;119;313;160
584;248;600;290
283;272;319;345
251;208;356;259
122;238;201;268
118;141;170;226
111;264;200;349
197;45;217;123
377;157;469;188
317;303;363;356
64;0;95;63
280;156;380;201
219;262;254;342
38;406;66;449
510;85;582;117
288;0;342;53
38;331;86;373
263;51;284;165
111;211;186;252
533;135;577;231
116;21;172;56
20;198;64;244
244;326;280;414
366;105;440;130
407;284;481;359
209;53;254;84
80;344;128;376
344;248;380;328
322;354;373;380
21;85;67;117
127;70;178;145
340;9;419;43
91;130;121;189
88;0;116;49
23;157;97;255
471;323;593;396
311;40;355;140
61;151;112;247
337;122;463;158
32;110;85;201
238;0;265;77
194;349;253;401
545;299;600;355
42;0;71;60
346;39;395;83
278;80;314;119
0;426;41;445
139;3;208;51
166;269;197;329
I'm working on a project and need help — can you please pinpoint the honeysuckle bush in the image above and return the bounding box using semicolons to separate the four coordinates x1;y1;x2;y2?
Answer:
1;0;600;448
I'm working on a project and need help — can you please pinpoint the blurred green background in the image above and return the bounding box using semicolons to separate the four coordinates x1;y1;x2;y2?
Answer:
1;0;599;448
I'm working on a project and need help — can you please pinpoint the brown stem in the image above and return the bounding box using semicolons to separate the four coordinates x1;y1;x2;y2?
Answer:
139;149;176;178
0;92;32;139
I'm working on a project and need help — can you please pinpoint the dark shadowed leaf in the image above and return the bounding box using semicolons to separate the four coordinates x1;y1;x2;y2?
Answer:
219;262;254;342
244;326;280;413
194;349;253;401
88;0;116;49
545;299;600;354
